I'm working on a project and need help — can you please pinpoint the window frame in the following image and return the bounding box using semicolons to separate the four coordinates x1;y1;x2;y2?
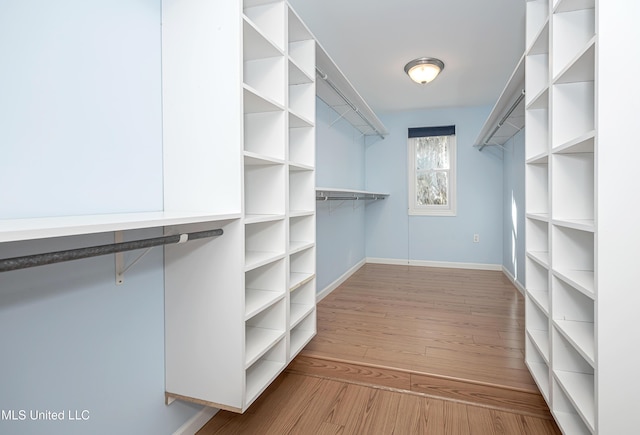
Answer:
407;127;457;216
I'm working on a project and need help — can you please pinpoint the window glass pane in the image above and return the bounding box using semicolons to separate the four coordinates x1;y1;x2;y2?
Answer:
416;171;448;205
416;136;449;171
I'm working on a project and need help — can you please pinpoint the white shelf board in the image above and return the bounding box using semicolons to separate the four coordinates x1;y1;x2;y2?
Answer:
243;85;285;113
526;153;549;165
527;250;550;268
289;162;314;172
553;38;595;85
245;359;286;408
554;0;596;14
552;130;595;154
553;411;592;435
525;360;550;401
288;58;314;85
527;20;550;56
242;16;284;61
289;109;314;128
289;210;314;218
316;187;389;200
554;370;595;431
245;289;285;321
290;272;315;291
0;212;241;243
525;86;549;110
289;327;315;359
245;250;286;272
244;214;286;225
552;218;595;233
290;303;314;328
554;320;595;366
528;289;550;315
474;54;525;148
526;213;550;222
245;326;285;368
289;241;314;255
244;152;286;166
527;329;550;362
553;269;595;299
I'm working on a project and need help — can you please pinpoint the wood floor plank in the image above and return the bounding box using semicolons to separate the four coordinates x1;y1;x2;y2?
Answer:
444;401;471;435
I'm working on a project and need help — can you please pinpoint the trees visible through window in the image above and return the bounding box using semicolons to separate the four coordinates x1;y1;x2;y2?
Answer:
408;125;456;216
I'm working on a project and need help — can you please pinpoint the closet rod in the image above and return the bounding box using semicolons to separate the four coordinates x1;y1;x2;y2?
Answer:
316;67;385;140
479;89;526;152
316;196;385;201
0;228;223;273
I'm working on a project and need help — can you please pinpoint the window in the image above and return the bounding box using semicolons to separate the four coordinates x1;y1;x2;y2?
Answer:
408;125;456;216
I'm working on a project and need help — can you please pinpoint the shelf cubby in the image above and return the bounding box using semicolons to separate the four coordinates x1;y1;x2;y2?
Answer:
552;330;595;431
290;279;315;328
243;0;285;52
289;126;314;167
526;0;550;51
552;8;595;77
551;225;594;287
245;336;286;407
551;152;593;223
245;298;286;368
244;110;286;160
525;334;551;400
553;0;595;14
525;106;548;159
289;108;314;129
289;245;315;291
244;86;286;114
525;162;549;215
552;276;594;365
554;38;594;84
244;55;285;107
288;8;314;77
525;54;549;107
289;214;315;254
289;308;316;359
526;299;550;361
526;258;550;314
245;259;286;320
553;269;594;300
289;83;315;122
552;379;593;435
245;219;286;271
551;81;594;147
289;168;315;214
244;162;286;218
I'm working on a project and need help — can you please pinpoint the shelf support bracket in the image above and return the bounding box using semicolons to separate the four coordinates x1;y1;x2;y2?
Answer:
329;106;354;128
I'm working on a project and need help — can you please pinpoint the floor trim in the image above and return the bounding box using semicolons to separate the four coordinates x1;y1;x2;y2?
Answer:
502;266;526;295
366;257;502;271
316;258;366;302
172;407;218;435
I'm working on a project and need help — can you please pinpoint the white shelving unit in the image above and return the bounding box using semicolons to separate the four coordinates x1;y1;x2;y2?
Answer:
163;0;316;413
524;1;640;433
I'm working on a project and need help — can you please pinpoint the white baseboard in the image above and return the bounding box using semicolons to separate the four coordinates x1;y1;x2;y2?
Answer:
172;407;218;435
502;266;526;295
316;258;366;302
366;257;502;271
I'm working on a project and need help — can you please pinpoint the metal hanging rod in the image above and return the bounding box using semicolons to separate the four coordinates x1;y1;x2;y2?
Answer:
316;195;386;201
316;67;385;140
479;89;526;152
0;229;223;273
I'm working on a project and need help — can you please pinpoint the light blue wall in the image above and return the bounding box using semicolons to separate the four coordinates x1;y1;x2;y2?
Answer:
502;129;526;286
315;99;372;292
0;1;200;433
365;106;504;265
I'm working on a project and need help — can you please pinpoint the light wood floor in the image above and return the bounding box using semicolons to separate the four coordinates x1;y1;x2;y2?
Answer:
199;264;560;434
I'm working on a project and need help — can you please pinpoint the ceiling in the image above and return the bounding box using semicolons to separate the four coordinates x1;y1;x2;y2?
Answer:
287;0;526;114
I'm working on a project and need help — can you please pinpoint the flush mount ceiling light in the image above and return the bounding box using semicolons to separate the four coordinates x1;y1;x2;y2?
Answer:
404;57;445;84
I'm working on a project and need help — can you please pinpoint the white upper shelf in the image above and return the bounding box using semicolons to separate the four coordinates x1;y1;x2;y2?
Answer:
316;187;389;201
0;212;241;243
474;54;525;150
315;43;388;139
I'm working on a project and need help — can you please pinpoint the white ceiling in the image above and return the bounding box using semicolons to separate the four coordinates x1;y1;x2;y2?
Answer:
287;0;526;114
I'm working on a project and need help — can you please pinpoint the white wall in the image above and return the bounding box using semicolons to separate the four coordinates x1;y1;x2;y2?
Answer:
502;129;526;287
365;106;503;267
315;98;373;292
0;1;201;433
